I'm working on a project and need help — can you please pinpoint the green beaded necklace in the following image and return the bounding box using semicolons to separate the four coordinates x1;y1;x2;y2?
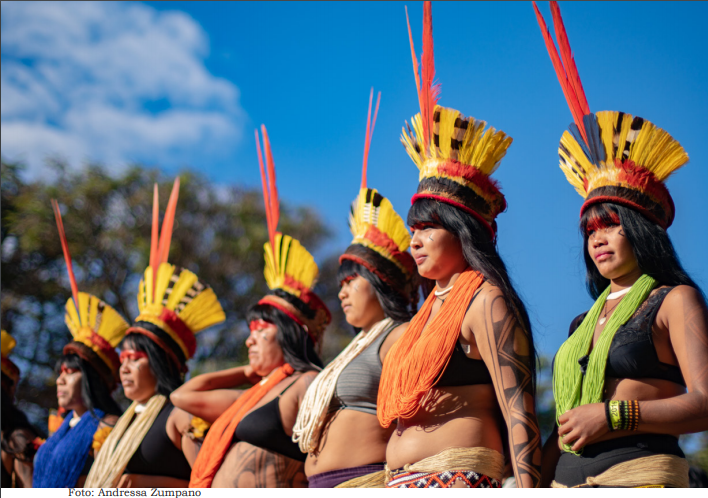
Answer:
553;274;657;454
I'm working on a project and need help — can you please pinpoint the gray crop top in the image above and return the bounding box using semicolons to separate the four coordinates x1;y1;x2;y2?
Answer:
329;321;398;416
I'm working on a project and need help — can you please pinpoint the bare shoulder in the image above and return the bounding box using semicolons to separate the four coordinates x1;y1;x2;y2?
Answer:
662;285;705;308
292;370;318;398
100;414;119;428
167;406;194;434
467;281;506;325
658;285;708;330
379;322;408;361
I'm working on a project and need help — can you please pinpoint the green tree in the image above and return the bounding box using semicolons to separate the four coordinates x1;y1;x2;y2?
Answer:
1;160;353;426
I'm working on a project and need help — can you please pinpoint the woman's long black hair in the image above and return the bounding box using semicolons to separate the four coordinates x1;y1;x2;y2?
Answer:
581;202;701;300
247;289;323;373
337;259;416;324
408;198;536;388
56;354;121;417
120;333;184;397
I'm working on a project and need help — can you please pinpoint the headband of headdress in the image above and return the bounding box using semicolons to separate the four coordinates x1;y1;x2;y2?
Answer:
533;1;689;229
51;200;129;389
255;125;331;345
402;1;513;239
128;179;226;370
1;330;20;386
339;89;418;305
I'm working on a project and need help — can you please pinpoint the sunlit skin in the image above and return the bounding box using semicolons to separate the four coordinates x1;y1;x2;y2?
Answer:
119;349;156;404
246;320;285;377
303;273;400;477
338;274;385;331
540;218;708;486
384;222;542;488
56;364;87;417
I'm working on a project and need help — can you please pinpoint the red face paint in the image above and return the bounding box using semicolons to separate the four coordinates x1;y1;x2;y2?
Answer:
339;274;358;288
249;319;273;332
585;212;620;236
119;350;148;363
60;365;79;375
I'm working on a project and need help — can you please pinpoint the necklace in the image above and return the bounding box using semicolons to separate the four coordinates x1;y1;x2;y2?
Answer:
607;287;631;300
598;297;623;325
434;284;454;297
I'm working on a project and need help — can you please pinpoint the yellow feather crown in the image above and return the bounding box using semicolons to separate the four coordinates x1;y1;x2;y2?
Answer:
1;330;20;384
133;263;226;361
560;111;688;228
402;105;512;236
264;233;319;298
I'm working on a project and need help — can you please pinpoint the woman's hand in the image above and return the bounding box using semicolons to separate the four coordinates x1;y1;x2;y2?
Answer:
557;402;608;451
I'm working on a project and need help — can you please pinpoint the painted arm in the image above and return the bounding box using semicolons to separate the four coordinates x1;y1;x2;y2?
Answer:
472;286;542;488
170;365;260;423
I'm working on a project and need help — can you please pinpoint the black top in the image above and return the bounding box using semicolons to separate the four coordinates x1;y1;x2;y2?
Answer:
563;287;685;386
124;402;192;480
435;289;493;387
233;379;306;462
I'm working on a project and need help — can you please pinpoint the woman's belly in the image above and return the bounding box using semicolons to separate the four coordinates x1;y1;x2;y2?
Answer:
385;384;504;470
305;409;392;476
212;441;307;488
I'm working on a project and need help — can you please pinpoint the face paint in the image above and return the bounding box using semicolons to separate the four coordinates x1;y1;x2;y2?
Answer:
60;365;79;375
119;350;148;363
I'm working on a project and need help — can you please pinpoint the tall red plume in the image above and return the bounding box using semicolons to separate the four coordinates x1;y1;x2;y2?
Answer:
361;88;381;189
157;177;180;266
420;1;439;152
255;127;278;260
405;6;424;130
532;1;589;144
150;184;159;269
550;2;589;117
51;199;81;322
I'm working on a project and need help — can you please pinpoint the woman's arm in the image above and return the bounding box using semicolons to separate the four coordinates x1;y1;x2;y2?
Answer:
170;365;259;423
379;323;408;362
471;285;542;488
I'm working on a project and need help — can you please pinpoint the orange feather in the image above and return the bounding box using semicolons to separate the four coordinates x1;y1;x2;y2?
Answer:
361;88;381;189
51;199;81;323
157;177;180;265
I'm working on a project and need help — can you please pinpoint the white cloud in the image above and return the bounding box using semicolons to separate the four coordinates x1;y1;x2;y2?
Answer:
1;1;243;178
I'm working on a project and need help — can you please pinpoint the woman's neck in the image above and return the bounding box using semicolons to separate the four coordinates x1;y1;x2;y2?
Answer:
72;405;88;418
610;267;643;293
436;270;466;291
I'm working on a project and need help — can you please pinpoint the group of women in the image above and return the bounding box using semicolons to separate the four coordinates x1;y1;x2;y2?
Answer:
2;1;707;489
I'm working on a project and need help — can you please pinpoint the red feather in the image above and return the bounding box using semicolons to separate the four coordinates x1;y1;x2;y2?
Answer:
157;177;180;265
255;129;274;257
51;199;81;322
405;6;424;128
261;125;279;244
532;1;588;144
361;88;381;189
550;2;590;116
421;1;439;152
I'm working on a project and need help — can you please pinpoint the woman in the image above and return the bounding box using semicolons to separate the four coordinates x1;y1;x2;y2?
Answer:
376;2;542;488
2;330;41;488
84;179;226;488
292;91;419;488
33;202;129;488
534;2;708;488
181;126;331;488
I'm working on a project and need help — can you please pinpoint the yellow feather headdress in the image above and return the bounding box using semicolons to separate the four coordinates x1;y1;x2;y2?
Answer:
128;180;225;369
340;89;418;305
1;330;20;385
52;200;129;388
255;125;331;344
402;2;512;239
534;2;688;228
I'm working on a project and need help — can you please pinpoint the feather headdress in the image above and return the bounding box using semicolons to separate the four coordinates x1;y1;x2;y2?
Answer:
340;89;418;305
255;126;331;345
129;179;225;370
402;1;513;239
1;330;20;385
533;1;689;228
51;200;129;388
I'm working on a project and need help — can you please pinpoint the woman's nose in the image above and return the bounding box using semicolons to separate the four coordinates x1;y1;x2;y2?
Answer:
245;335;255;347
338;285;348;300
410;231;423;249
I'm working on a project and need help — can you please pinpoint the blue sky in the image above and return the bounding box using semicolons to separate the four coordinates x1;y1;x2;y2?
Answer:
2;1;707;356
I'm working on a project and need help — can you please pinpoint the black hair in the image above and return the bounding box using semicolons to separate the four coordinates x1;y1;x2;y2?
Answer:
247;292;323;373
56;354;121;417
337;259;415;323
580;203;701;300
1;385;35;436
121;333;184;396
408;198;536;388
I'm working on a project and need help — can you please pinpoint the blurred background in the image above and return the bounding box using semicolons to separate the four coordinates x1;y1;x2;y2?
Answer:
2;1;706;470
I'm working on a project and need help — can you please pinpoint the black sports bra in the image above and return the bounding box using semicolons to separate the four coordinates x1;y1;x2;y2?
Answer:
565;287;685;387
434;289;493;387
124;402;192;480
233;379;306;462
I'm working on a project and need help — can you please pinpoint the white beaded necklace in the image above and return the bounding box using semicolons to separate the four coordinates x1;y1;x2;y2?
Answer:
434;284;454;297
607;286;631;300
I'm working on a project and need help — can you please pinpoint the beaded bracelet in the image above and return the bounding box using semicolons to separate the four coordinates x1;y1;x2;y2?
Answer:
605;400;640;431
